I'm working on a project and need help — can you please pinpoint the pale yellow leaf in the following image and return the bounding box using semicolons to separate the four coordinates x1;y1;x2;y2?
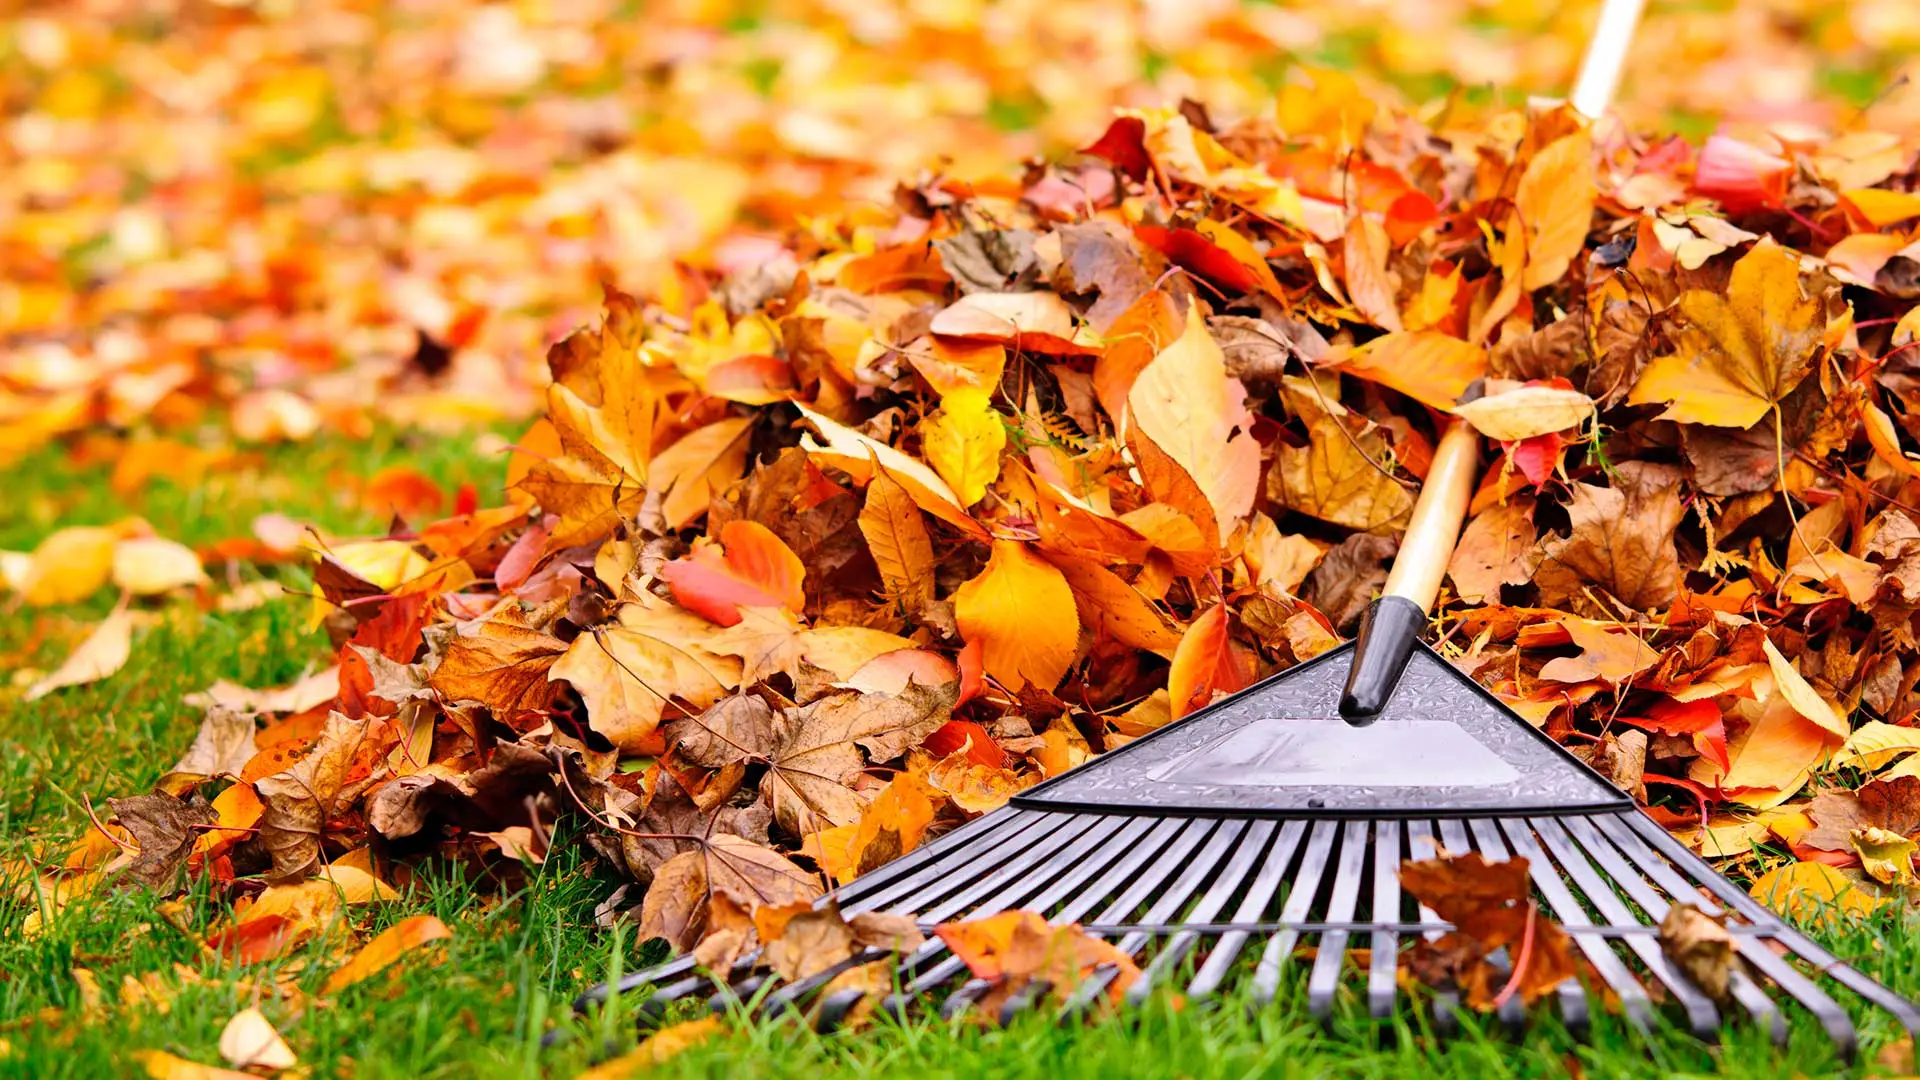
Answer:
26;608;134;701
919;387;1006;507
1127;299;1261;538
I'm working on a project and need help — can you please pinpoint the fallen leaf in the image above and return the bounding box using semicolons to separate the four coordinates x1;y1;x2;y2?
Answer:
1165;604;1256;719
133;1051;258;1080
19;525;116;607
1749;860;1887;920
1514;130;1597;291
1452;385;1595;442
920;387;1006;508
858;464;937;613
550;600;742;752
953;540;1080;692
575;1017;725;1078
661;520;807;627
1628;239;1829;429
1338;332;1487;411
26;607;134;701
218;1007;297;1071
1127;299;1261;537
1656;903;1735;1004
1853;826;1919;886
322;914;452;994
112;537;206;595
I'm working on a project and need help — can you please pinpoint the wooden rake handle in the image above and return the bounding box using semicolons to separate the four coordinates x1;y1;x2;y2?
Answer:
1337;0;1643;723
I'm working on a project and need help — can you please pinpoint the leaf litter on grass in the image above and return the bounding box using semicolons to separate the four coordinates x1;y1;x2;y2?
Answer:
11;0;1920;1063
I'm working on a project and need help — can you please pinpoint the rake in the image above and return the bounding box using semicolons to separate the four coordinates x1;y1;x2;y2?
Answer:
573;1;1920;1055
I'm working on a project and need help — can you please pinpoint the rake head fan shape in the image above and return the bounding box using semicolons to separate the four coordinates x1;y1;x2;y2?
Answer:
579;635;1920;1054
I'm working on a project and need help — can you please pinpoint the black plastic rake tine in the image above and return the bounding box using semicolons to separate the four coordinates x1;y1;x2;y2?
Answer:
875;816;1149;1006
1250;819;1340;1005
1052;819;1229;1017
1466;817;1586;1032
843;809;1064;915
831;805;1038;908
1125;819;1271;1006
1590;814;1855;1053
1495;817;1653;1033
1530;816;1722;1038
1306;819;1371;1022
1560;815;1784;1043
1185;818;1307;1000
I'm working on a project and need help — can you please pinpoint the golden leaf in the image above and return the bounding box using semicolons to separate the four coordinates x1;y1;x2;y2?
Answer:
1515;130;1597;291
1267;403;1414;534
1127;298;1262;538
919;387;1006;507
1628;239;1827;429
1852;826;1919;886
859;464;937;612
953;540;1080;692
550;599;741;751
1338;332;1487;411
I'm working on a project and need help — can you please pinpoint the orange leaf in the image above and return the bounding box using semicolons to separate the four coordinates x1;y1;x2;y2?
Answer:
1618;698;1731;773
1337;332;1487;411
1166;604;1256;719
661;521;806;627
953;540;1080;692
322;914;452;995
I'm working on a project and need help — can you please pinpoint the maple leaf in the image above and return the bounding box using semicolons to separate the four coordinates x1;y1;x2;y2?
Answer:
934;910;1140;1013
429;610;568;721
1535;461;1684;612
1127;298;1262;539
1628;239;1831;429
764;683;957;835
638;834;821;953
1447;498;1538;604
1398;852;1579;1009
254;711;392;881
953;540;1081;692
549;598;742;752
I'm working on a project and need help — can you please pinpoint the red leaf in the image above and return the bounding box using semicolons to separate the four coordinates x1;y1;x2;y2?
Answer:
335;592;430;719
956;636;985;706
1081;117;1150;181
1133;226;1262;296
1619;698;1730;773
661;521;806;627
922;719;1006;768
1166;604;1256;719
1507;433;1563;489
1693;135;1790;215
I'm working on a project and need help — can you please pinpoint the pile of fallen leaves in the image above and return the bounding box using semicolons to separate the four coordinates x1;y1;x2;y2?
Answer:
22;77;1920;1023
7;0;1920;470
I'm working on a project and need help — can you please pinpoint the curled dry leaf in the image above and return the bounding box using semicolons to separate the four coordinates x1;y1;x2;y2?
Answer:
1656;903;1736;1004
26;608;134;702
218;1006;298;1071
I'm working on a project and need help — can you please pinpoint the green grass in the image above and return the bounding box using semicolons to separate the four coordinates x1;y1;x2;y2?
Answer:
5;430;1920;1078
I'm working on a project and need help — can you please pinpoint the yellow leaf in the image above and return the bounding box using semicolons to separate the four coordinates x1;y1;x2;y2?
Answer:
1843;188;1920;227
1451;385;1595;442
649;417;753;531
1763;637;1848;737
218;1007;297;1071
322;914;452;995
1127;299;1262;538
20;525;116;607
858;464;937;611
1515;130;1597;290
134;1050;258;1080
1852;827;1919;886
1338;332;1487;411
919;388;1006;507
796;403;987;539
953;540;1079;692
575;1017;725;1079
26;608;134;701
551;599;741;752
1627;239;1826;429
1692;698;1833;795
1749;861;1885;921
1267;400;1414;534
111;537;206;596
1782;547;1880;606
1342;216;1401;331
1537;618;1659;685
1834;721;1920;772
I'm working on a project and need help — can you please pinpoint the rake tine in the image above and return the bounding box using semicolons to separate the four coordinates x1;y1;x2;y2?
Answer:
708;973;773;1015
884;817;1188;1017
997;978;1051;1026
1307;819;1371;1022
833;807;1027;906
1186;819;1307;1000
574;955;700;1012
875;813;1110;924
941;978;994;1019
1404;819;1463;1035
814;987;868;1033
1127;820;1271;1006
1058;820;1230;1016
1367;819;1404;1020
1444;819;1522;1034
1467;817;1586;1033
1562;816;1784;1043
847;810;1070;915
1531;816;1722;1038
755;951;883;1023
1591;815;1853;1051
1495;818;1653;1033
1251;819;1341;1005
1621;815;1920;1049
1072;820;1249;1010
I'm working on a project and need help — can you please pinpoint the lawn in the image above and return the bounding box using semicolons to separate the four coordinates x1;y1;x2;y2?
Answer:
1;434;1917;1079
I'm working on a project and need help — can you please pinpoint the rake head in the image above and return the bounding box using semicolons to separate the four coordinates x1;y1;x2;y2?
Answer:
576;643;1920;1056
